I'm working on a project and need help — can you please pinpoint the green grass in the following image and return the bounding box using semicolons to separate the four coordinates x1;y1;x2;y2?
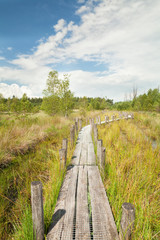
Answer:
0;112;76;239
97;114;160;239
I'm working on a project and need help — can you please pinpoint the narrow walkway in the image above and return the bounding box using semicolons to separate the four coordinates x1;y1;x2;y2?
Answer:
47;125;119;240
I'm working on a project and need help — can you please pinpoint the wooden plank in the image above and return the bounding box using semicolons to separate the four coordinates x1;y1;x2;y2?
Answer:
72;142;81;165
72;129;83;165
88;166;119;240
86;126;93;143
88;142;96;165
47;168;74;240
80;142;88;165
76;166;90;239
61;166;78;240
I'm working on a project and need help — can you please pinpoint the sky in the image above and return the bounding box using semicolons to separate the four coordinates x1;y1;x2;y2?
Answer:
0;0;159;102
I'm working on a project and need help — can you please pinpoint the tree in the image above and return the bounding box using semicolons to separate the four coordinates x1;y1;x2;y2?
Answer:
20;93;32;112
10;96;21;112
41;70;74;116
0;94;7;112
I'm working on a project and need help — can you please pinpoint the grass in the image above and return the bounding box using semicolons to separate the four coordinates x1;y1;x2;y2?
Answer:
0;111;72;165
0;111;76;239
134;112;160;145
97;112;160;239
1;109;159;239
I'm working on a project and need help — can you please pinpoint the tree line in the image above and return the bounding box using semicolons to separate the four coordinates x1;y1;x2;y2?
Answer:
114;88;160;112
0;70;159;114
0;71;113;114
0;93;42;113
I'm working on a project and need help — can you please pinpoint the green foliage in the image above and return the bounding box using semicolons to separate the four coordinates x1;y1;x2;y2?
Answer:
114;87;160;112
73;96;113;110
114;101;132;110
0;94;42;113
42;70;74;116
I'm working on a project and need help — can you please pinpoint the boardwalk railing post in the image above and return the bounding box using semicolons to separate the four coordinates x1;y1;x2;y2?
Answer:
79;118;82;131
101;146;106;169
75;121;78;134
119;202;135;240
70;125;75;147
31;181;44;240
91;118;94;133
62;138;68;161
59;149;66;169
94;124;98;143
97;139;102;164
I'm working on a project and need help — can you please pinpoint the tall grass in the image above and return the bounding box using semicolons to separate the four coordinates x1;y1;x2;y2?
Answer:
0;112;75;239
0;111;72;165
134;112;160;145
98;116;160;239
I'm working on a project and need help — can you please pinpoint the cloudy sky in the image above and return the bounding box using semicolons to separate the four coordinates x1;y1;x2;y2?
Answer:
0;0;159;101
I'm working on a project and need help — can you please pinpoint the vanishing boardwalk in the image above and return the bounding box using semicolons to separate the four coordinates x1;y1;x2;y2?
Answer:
47;125;119;240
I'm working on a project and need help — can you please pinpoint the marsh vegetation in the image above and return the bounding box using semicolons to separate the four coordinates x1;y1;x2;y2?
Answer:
98;112;160;239
0;77;160;239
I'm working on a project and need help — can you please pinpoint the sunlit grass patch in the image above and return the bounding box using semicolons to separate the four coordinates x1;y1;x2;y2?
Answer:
98;116;160;239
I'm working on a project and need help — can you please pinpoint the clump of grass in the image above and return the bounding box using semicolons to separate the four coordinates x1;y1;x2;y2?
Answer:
134;112;160;144
98;117;160;239
0;112;74;165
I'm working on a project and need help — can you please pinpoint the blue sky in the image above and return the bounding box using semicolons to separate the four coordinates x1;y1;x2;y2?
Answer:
0;0;160;101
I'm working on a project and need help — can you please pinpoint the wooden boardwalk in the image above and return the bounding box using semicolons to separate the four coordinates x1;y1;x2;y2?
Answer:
47;125;119;240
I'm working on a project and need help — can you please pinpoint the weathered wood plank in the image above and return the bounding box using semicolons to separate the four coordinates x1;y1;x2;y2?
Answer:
61;166;78;240
80;142;88;165
88;166;119;240
47;168;74;240
72;130;83;165
72;142;82;165
76;166;90;239
88;142;96;165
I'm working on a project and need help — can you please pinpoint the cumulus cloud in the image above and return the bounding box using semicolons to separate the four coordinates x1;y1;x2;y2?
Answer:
54;19;66;32
0;83;32;98
0;0;160;101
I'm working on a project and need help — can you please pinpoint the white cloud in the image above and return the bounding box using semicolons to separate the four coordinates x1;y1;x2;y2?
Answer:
76;5;90;14
1;0;160;101
54;19;66;32
67;70;152;101
7;47;13;51
0;56;5;61
0;83;32;98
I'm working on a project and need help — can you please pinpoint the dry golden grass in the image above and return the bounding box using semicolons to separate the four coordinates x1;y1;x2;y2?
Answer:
0;112;74;165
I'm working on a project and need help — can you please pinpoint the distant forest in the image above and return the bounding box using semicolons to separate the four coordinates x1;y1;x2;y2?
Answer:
0;87;159;113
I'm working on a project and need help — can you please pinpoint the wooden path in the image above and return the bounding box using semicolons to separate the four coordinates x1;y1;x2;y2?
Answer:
47;125;119;240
